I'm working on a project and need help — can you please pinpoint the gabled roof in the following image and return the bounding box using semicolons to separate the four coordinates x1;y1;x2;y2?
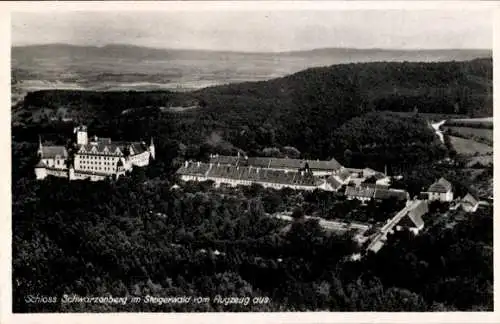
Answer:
428;177;452;193
372;172;387;180
461;193;478;206
407;200;429;220
40;146;68;159
326;175;343;190
77;141;147;157
397;200;428;230
399;212;424;230
373;188;408;201
35;160;47;168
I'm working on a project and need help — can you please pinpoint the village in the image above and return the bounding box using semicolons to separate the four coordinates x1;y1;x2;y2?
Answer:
176;153;484;257
33;125;486;259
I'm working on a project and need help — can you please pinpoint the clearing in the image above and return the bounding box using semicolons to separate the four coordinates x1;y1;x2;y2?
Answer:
449;136;492;155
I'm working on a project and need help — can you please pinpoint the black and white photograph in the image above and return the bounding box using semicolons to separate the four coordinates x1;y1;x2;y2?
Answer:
8;0;496;317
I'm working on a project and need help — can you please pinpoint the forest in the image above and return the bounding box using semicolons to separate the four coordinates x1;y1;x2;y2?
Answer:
12;137;493;312
12;58;493;312
12;168;493;312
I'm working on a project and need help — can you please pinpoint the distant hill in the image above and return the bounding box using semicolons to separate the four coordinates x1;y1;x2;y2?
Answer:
12;43;492;62
11;44;492;100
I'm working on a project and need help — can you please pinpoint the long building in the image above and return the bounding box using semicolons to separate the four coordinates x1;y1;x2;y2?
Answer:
209;154;343;176
176;161;334;191
35;125;155;181
345;184;409;202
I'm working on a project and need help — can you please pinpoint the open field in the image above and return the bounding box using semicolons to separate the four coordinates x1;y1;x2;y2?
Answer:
390;111;466;121
465;155;493;167
11;44;492;105
451;117;493;123
445;126;493;143
448;135;493;155
445;117;493;128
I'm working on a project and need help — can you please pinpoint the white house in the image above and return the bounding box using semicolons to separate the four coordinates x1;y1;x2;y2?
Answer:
425;177;454;202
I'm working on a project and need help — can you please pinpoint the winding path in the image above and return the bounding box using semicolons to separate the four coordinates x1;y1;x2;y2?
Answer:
430;120;447;144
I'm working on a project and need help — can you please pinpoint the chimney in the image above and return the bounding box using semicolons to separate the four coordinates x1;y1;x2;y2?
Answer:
197;161;201;167
184;160;189;168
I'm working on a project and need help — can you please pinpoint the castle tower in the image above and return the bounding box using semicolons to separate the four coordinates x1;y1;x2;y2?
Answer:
149;137;155;160
74;125;88;145
37;135;43;157
34;160;47;180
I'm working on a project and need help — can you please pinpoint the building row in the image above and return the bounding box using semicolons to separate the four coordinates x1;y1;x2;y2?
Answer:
178;155;478;209
176;156;411;203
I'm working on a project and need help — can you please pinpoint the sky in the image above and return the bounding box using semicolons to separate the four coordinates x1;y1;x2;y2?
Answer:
11;10;493;52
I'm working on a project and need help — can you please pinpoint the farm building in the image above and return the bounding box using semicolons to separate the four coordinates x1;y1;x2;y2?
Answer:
461;193;479;212
424;177;454;202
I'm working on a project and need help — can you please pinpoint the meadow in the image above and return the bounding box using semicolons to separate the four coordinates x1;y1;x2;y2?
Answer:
448;136;493;156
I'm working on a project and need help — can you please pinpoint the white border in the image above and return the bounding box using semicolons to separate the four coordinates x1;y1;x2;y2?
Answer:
1;1;499;324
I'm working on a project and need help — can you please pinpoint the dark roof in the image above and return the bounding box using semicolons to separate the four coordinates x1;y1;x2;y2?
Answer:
176;162;211;177
326;176;343;190
361;183;390;190
129;142;148;155
177;162;322;187
398;200;427;229
428;177;452;193
35;160;47;168
77;141;147;157
209;155;342;171
79;143;124;156
40;146;68;159
74;170;109;177
374;188;409;201
372;172;387;180
399;212;424;229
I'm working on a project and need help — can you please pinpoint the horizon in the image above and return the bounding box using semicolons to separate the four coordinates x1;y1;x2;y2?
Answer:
12;10;492;52
11;42;493;54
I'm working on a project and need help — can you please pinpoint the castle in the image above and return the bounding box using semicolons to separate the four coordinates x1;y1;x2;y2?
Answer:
35;125;155;181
